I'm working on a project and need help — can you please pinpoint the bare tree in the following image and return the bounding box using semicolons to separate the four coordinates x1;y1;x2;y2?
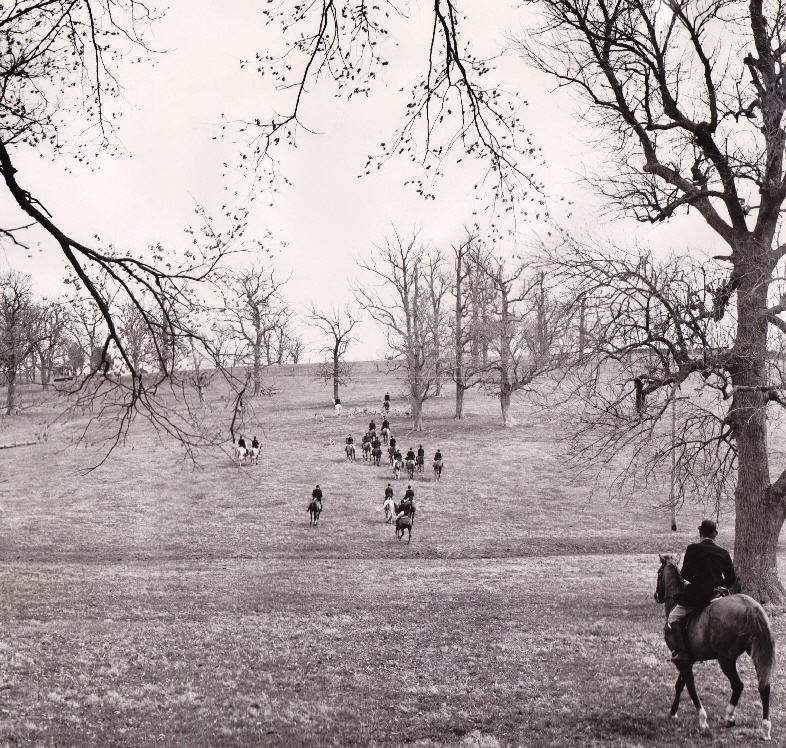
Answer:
33;299;70;388
217;262;290;395
356;231;441;431
470;248;572;426
449;232;497;418
308;304;360;402
520;0;786;601
0;272;43;413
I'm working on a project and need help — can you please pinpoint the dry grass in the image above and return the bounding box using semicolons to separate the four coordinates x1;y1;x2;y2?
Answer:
0;362;784;747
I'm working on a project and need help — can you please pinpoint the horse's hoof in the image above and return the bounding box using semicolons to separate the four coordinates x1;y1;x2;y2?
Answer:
725;720;735;728
760;719;772;740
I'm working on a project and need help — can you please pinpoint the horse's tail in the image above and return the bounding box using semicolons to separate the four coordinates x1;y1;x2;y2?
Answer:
747;600;776;687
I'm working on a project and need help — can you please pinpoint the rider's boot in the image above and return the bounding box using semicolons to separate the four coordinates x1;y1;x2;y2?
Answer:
668;622;690;663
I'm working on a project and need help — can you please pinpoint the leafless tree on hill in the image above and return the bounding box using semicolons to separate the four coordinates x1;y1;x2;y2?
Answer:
449;232;498;418
356;231;442;431
0;272;43;414
308;304;360;402
216;262;291;396
469;247;573;427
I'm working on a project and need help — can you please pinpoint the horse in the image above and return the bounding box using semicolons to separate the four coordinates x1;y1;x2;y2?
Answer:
393;458;403;480
655;554;775;740
372;446;383;466
308;500;322;527
433;458;443;481
362;440;372;461
381;426;390;445
345;443;356;462
388;445;396;466
382;498;395;524
394;500;415;523
249;446;260;466
233;445;248;467
395;515;412;542
416;454;424;473
406;458;415;479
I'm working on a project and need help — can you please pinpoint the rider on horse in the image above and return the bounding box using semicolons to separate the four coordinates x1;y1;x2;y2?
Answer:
252;436;259;449
434;449;442;461
238;436;246;450
406;448;416;462
384;483;394;500
346;434;354;445
667;519;737;663
312;484;323;509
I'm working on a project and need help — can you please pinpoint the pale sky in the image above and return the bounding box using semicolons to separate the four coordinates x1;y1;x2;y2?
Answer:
0;1;722;361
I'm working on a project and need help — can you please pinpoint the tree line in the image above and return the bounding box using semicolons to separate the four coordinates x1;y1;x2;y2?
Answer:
0;265;302;415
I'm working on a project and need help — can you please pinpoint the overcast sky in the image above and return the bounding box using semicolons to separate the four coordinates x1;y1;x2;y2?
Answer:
0;1;722;361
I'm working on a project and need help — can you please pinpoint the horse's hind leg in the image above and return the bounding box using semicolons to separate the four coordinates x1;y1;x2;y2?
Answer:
718;658;744;727
759;683;771;740
670;674;685;718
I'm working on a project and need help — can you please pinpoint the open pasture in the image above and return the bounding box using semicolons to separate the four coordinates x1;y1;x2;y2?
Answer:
0;363;784;747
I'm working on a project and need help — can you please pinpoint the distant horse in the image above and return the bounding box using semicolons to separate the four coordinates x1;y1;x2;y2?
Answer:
433;458;443;481
308;500;322;527
416;454;424;473
372;446;383;465
233;445;248;467
362;440;372;461
381;427;390;445
395;515;412;542
388;445;396;466
393;458;403;480
345;443;356;462
249;446;260;466
382;498;395;523
655;554;775;740
406;458;415;479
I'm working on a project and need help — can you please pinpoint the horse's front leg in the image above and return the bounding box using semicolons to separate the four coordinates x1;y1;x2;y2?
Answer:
670;674;685;718
679;665;708;731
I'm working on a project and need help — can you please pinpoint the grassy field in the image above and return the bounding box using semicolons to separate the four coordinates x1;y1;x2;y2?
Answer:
0;362;784;747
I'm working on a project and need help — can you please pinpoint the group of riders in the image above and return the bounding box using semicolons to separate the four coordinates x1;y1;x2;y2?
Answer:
344;419;443;479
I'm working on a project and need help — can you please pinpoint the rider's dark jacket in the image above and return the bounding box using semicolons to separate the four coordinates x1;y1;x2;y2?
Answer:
680;538;736;608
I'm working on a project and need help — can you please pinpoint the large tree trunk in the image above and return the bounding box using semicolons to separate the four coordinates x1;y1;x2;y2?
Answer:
455;380;465;419
253;342;263;396
500;388;516;427
332;348;340;402
411;397;424;431
729;256;786;603
5;369;17;414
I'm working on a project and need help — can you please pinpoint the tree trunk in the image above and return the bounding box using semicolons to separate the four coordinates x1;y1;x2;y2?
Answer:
5;369;17;414
455;381;465;419
332;349;340;402
411;397;424;431
500;388;516;427
253;339;263;396
729;252;786;603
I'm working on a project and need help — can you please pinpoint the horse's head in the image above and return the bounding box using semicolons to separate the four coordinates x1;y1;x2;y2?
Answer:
655;553;683;604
